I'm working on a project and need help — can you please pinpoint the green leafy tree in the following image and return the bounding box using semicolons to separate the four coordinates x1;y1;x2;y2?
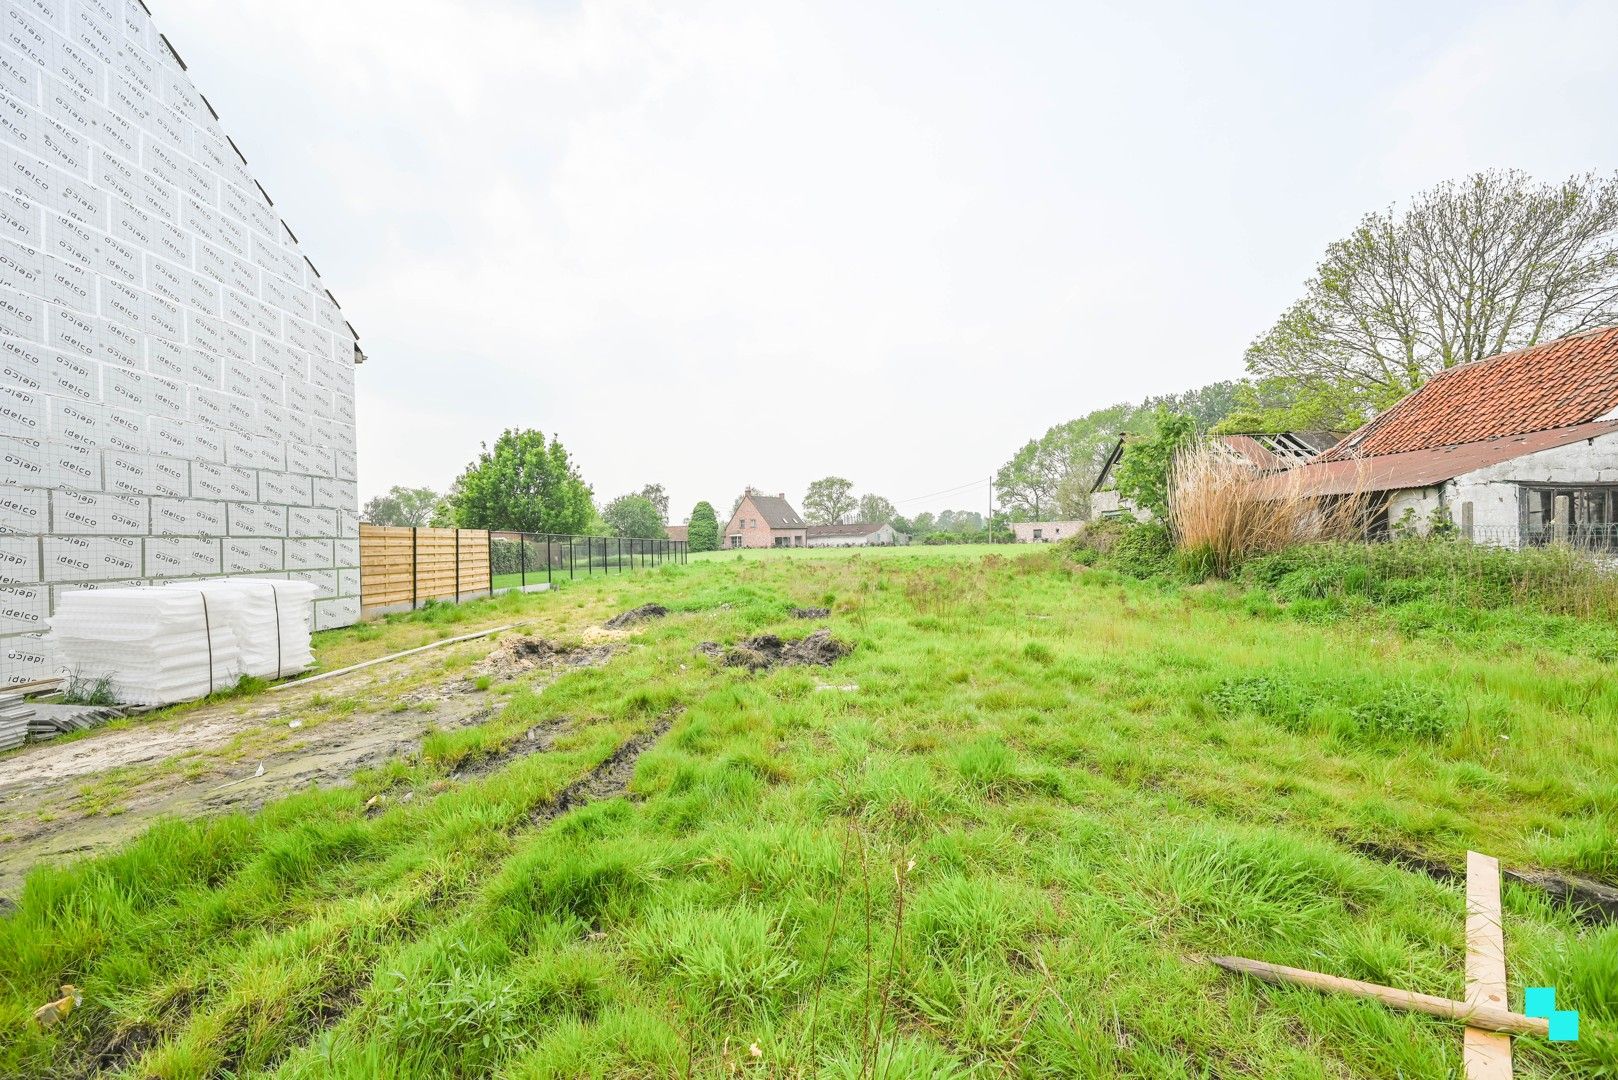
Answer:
936;509;984;533
638;484;670;524
909;512;936;536
687;501;720;551
1141;380;1243;431
995;403;1140;519
601;494;666;539
429;480;461;527
1212;376;1368;436
856;493;895;524
442;428;594;534
1249;170;1618;406
361;485;441;527
803;476;857;525
1113;410;1197;520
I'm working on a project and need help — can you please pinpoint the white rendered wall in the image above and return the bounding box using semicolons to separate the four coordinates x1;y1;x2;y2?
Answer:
1381;430;1618;545
0;0;361;685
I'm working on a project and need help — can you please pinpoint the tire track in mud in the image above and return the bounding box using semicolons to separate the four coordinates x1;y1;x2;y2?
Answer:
97;713;678;1080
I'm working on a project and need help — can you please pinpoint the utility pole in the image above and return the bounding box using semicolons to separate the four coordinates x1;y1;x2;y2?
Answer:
988;475;994;544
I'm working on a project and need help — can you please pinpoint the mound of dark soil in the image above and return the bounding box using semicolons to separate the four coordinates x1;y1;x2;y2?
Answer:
697;629;851;671
790;607;830;619
471;637;615;683
605;604;669;629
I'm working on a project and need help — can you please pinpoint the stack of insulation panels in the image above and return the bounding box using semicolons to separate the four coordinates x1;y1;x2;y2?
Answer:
174;578;317;679
27;703;122;741
48;587;244;706
0;690;31;751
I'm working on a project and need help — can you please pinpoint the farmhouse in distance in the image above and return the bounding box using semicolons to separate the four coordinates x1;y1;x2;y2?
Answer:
806;522;907;547
724;492;809;548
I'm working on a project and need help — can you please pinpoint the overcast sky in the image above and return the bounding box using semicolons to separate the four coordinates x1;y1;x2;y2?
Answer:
161;0;1617;521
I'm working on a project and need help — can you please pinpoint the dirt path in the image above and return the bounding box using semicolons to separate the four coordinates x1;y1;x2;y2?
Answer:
0;633;615;899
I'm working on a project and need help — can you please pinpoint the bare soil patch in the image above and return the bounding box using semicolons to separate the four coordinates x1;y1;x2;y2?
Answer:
603;603;668;629
0;635;615;899
451;717;576;782
696;629;851;671
1347;836;1618;925
789;606;830;619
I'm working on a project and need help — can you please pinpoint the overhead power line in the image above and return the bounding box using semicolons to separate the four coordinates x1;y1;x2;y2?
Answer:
894;476;990;505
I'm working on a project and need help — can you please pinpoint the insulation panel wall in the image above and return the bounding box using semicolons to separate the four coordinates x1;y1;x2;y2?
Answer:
0;0;362;685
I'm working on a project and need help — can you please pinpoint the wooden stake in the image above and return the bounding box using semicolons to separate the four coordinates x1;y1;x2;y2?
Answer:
1464;851;1513;1079
1209;956;1549;1038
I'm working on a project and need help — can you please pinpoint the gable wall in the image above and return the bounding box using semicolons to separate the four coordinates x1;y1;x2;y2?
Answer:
0;0;362;683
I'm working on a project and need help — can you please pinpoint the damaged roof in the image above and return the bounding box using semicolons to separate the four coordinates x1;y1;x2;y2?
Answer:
1325;325;1618;461
1276;420;1618;497
1215;431;1347;471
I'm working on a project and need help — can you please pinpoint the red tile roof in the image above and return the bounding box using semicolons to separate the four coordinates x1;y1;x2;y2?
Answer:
1325;325;1618;460
1275;420;1618;497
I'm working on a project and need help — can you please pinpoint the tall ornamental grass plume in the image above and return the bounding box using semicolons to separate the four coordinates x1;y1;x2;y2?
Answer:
1168;441;1371;578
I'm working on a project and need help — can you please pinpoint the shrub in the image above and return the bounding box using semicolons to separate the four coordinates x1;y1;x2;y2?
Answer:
1060;517;1173;577
1346;684;1457;742
687;501;720;552
1210;675;1310;731
1109;520;1174;577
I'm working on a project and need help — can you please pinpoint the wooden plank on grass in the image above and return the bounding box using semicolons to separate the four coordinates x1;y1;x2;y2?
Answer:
1209;956;1548;1037
1464;851;1513;1079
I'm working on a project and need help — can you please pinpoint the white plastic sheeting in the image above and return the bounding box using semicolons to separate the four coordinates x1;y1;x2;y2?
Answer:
172;579;318;680
46;579;317;706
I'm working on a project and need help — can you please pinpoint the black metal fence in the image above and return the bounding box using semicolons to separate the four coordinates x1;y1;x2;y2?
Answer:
488;532;687;589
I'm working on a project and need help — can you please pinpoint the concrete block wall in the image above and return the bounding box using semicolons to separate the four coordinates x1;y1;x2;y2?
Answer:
1386;431;1618;546
0;0;362;684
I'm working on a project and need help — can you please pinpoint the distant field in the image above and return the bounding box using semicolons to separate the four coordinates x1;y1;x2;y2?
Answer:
690;542;1009;561
1;545;1613;1076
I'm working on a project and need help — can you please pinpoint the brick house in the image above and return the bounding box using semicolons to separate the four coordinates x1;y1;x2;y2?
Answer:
724;492;808;548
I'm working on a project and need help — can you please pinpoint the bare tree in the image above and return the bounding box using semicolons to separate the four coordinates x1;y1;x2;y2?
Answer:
1248;170;1618;406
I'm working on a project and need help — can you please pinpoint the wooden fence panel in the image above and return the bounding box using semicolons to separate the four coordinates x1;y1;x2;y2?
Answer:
414;527;459;602
360;525;416;611
458;531;491;595
360;525;494;616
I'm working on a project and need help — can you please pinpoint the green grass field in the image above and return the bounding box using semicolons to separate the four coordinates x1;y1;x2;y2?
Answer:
2;546;1614;1076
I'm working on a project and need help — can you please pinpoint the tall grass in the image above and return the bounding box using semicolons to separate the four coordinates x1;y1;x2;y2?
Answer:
1244;538;1618;622
1168;442;1371;577
3;548;1616;1076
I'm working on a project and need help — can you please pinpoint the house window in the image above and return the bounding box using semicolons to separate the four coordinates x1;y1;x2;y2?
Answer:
1521;485;1618;550
730;534;742;548
1032;529;1043;540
